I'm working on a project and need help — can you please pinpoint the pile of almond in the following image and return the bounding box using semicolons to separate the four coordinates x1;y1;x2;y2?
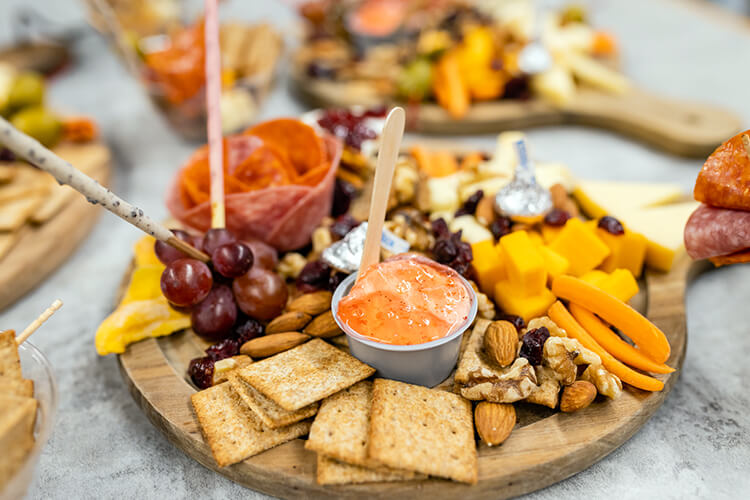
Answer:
239;290;342;359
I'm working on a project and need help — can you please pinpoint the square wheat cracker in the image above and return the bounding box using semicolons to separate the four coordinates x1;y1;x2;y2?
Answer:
239;338;374;411
0;395;37;489
0;195;44;231
368;378;477;484
0;330;23;381
306;380;417;478
190;382;310;468
316;455;417;485
228;373;317;429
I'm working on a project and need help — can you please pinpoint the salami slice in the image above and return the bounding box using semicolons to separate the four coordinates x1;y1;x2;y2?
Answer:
684;204;750;259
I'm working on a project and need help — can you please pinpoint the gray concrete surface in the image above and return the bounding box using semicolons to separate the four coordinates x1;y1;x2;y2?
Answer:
0;0;748;498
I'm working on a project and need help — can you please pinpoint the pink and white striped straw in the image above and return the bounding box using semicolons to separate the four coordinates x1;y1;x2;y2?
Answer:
204;0;225;228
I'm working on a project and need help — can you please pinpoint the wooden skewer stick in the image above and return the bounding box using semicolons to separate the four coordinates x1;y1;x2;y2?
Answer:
0;116;210;262
742;134;750;160
16;299;63;345
357;107;405;284
204;0;226;229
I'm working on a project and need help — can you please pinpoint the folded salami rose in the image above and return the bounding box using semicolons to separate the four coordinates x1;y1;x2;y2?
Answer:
684;204;750;260
167;124;342;251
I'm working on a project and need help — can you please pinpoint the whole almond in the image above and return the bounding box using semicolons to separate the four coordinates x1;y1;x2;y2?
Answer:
475;194;496;226
474;402;516;446
484;320;518;367
240;332;309;358
549;183;580;217
560;380;597;412
303;310;342;338
287;291;332;316
266;311;312;334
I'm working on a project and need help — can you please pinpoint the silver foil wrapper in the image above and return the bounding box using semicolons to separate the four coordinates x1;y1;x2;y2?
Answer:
321;222;410;273
322;222;369;273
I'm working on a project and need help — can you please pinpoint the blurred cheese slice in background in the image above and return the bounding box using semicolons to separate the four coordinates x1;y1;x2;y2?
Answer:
573;180;684;219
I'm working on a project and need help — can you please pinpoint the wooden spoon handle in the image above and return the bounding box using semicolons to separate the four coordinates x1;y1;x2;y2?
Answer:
563;87;741;157
358;107;406;281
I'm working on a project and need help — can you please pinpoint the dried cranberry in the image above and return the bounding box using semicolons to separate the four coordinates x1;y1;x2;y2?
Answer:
598;216;625;235
455;190;484;217
306;62;336;79
450;239;473;276
498;313;525;333
205;337;240;361
331;178;357;217
327;271;348;291
489;216;512;240
519;327;550;366
503;76;531;100
233;317;264;345
433;238;458;263
296;260;332;293
431;218;452;240
544;209;572;227
317;108;378;151
188;356;215;390
331;214;359;239
363;105;387;118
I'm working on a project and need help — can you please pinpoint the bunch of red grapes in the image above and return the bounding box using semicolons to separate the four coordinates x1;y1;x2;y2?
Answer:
156;228;290;388
156;228;289;339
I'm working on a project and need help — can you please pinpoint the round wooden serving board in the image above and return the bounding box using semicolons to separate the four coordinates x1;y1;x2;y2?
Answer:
291;66;740;158
0;141;111;311
118;253;694;499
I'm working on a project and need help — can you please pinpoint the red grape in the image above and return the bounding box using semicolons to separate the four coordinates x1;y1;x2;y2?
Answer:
160;258;213;306
243;238;278;270
191;285;238;341
155;229;195;265
202;228;236;255
232;267;288;320
212;242;254;278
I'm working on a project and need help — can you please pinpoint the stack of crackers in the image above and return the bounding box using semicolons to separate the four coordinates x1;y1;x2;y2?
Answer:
0;330;38;492
190;338;479;485
0;142;109;261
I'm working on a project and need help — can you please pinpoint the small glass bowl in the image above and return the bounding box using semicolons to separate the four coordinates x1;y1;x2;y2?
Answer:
331;272;477;387
2;342;58;500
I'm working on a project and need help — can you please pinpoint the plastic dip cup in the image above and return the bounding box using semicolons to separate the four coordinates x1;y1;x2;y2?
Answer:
331;270;477;387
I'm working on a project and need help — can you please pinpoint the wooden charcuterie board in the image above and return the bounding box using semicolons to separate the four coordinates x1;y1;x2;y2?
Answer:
0;141;111;310
117;253;694;499
291;66;740;158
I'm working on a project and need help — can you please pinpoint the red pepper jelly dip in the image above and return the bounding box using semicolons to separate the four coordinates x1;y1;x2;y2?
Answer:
336;255;473;345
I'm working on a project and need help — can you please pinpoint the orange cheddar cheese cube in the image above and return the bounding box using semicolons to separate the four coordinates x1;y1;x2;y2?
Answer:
600;269;639;302
527;231;544;247
580;269;609;288
494;281;557;323
596;229;647;277
497;231;547;296
549;218;610;276
541;224;563;244
538;246;569;281
471;239;506;295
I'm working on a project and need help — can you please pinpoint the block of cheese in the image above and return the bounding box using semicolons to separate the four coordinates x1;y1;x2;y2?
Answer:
549;218;610;276
497;231;547;296
585;220;648;277
471;239;505;295
459;176;510;203
600;269;639;303
494;281;557;323
580;270;609;288
450;215;494;244
478;131;527;179
541;223;564;244
614;201;699;272
535;162;576;192
538;246;570;281
425;171;473;213
573;180;684;219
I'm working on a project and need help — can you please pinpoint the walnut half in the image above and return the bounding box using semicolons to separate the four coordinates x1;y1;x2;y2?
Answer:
543;336;601;386
581;364;622;399
525;365;560;409
460;358;538;403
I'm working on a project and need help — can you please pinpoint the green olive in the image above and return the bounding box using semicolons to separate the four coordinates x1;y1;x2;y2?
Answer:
10;106;62;147
7;72;45;112
396;58;433;101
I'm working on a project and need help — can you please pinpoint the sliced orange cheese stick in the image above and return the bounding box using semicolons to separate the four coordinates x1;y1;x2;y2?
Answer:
551;275;670;363
548;301;664;392
569;304;675;374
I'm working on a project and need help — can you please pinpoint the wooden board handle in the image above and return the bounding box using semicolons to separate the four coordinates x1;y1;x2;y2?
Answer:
564;87;742;157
